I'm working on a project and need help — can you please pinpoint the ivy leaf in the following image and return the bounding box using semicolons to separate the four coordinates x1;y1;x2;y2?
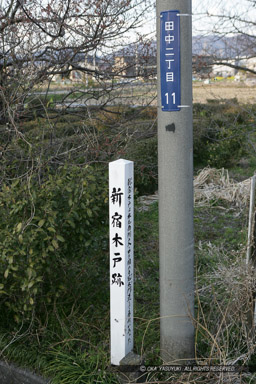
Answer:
7;255;13;264
57;235;65;242
28;281;35;289
27;268;33;279
52;240;59;249
38;219;45;227
87;209;92;217
67;220;75;228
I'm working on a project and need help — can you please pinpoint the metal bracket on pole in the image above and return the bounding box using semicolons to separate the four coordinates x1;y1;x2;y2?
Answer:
160;13;192;17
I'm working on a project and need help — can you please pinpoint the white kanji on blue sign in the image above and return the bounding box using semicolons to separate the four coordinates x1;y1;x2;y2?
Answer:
160;10;180;111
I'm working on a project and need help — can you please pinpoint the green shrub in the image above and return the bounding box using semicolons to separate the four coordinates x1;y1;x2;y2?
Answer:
206;126;246;168
194;124;247;168
125;137;158;195
193;103;248;168
0;165;108;323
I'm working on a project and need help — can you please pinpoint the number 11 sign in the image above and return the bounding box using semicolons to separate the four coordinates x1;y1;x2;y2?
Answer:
160;10;181;111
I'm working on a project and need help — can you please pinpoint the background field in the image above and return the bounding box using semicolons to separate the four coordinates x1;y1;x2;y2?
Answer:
193;82;256;104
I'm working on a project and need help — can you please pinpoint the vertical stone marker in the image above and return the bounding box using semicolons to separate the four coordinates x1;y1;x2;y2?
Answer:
109;159;134;366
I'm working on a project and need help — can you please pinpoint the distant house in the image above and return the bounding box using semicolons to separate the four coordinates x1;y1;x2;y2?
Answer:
50;50;86;82
114;54;137;78
241;57;256;74
51;52;108;83
50;35;255;83
192;34;256;79
114;42;157;80
210;56;256;79
211;60;237;78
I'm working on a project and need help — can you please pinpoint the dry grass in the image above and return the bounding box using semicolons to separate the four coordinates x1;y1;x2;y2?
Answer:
138;167;252;210
137;245;256;384
136;168;256;384
194;167;251;208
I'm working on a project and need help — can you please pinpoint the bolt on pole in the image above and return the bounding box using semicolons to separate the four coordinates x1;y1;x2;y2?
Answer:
156;0;194;363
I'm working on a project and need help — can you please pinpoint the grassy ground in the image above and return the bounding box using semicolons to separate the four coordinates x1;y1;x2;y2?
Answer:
0;96;256;383
0;190;254;383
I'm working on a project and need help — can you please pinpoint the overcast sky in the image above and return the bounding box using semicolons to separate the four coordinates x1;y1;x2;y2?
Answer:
193;0;256;35
139;0;256;38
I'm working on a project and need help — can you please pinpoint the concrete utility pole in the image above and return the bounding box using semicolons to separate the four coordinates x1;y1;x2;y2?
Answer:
156;0;194;363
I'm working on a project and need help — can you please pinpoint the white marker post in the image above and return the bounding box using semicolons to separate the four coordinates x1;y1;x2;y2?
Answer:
109;159;134;366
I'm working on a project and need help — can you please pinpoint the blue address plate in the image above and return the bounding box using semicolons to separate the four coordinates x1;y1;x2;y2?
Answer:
160;10;180;111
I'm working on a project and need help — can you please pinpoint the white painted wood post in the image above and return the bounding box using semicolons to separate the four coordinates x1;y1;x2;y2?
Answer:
109;159;134;365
